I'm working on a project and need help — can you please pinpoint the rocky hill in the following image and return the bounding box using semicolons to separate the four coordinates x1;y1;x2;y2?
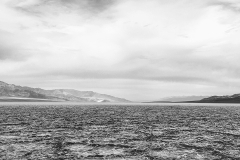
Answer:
145;94;240;103
0;81;130;103
198;94;240;103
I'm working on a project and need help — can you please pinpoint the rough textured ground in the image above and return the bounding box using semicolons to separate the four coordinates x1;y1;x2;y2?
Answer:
0;104;240;160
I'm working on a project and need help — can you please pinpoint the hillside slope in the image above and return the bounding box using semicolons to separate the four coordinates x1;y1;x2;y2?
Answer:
198;94;240;103
0;81;130;103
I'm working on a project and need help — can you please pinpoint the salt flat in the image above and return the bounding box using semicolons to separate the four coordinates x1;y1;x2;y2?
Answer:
0;104;240;159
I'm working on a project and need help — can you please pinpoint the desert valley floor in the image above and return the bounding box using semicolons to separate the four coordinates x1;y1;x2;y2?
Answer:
0;103;240;160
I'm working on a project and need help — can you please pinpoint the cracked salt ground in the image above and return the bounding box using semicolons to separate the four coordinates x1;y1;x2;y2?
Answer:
150;150;205;159
0;143;49;159
1;104;240;159
66;144;93;157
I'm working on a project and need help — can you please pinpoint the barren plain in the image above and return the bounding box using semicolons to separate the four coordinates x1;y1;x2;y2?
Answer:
0;103;240;160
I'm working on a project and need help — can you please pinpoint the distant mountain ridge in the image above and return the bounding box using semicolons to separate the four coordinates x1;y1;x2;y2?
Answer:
146;94;240;103
197;94;240;103
160;96;208;102
0;81;130;103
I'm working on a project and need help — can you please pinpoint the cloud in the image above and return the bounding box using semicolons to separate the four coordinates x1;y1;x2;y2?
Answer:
0;44;19;61
0;0;240;100
209;0;240;13
0;30;28;61
10;0;117;17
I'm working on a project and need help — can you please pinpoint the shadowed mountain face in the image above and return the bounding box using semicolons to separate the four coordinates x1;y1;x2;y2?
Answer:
198;94;240;103
145;94;240;103
0;81;130;103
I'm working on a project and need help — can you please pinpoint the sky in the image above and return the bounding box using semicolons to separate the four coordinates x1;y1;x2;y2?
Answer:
0;0;240;102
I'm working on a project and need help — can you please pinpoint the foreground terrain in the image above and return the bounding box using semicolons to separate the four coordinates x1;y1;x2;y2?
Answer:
0;103;240;159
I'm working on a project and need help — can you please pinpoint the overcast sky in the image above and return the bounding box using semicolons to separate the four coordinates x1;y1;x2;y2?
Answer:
1;0;240;101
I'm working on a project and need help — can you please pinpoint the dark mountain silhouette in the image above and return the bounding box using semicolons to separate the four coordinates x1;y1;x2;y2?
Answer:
196;94;240;103
145;94;240;103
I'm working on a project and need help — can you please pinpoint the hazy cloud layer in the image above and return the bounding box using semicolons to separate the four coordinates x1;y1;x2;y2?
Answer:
1;0;240;101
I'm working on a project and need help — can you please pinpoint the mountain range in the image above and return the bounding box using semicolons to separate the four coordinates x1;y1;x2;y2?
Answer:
0;81;130;103
159;96;208;102
2;80;240;103
195;94;240;103
147;94;240;103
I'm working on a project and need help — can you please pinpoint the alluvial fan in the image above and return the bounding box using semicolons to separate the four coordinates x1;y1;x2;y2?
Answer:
0;104;240;159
